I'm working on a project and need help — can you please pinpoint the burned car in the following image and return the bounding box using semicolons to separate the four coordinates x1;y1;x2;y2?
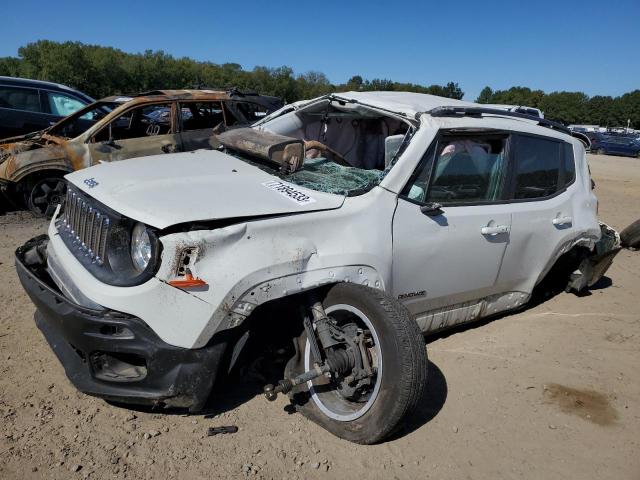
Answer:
16;92;620;444
0;89;283;215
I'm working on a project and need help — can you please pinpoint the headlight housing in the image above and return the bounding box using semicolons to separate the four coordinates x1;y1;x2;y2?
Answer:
56;186;161;286
131;223;152;272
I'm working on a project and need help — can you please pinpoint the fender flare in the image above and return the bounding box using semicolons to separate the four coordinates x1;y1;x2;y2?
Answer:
193;265;385;347
6;159;73;184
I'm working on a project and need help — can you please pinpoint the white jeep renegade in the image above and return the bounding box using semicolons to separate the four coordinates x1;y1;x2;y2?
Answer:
16;92;620;444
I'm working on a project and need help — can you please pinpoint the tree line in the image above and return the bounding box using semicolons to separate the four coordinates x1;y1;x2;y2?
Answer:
0;41;637;128
476;86;640;129
0;41;463;103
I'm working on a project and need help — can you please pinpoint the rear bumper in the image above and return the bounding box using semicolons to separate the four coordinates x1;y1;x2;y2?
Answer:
16;235;228;411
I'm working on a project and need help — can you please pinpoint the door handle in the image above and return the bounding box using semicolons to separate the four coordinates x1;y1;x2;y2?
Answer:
162;144;177;153
552;216;572;226
481;225;510;235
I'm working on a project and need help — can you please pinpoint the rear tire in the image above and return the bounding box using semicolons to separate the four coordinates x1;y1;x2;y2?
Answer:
287;284;428;444
26;176;66;217
620;218;640;249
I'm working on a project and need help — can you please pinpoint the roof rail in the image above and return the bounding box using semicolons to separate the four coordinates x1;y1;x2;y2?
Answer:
427;106;570;134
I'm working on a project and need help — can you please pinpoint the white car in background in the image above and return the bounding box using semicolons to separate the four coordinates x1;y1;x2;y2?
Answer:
484;103;544;118
16;91;620;444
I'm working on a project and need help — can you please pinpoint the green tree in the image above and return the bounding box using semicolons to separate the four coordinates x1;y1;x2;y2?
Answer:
476;86;493;104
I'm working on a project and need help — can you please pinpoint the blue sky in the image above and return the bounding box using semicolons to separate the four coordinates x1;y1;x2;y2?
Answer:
2;0;638;100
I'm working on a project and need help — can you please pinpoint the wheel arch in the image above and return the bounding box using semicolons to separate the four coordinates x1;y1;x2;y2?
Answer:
193;265;387;348
12;163;73;191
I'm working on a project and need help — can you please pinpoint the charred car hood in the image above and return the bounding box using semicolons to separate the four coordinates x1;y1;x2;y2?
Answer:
65;149;345;229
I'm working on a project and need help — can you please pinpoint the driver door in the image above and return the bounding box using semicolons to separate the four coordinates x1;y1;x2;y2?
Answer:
87;102;182;164
391;132;513;331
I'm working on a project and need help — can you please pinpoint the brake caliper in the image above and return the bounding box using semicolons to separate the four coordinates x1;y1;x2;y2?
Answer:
263;300;376;402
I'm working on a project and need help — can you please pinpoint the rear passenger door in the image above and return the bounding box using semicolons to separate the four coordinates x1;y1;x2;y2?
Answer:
496;135;577;294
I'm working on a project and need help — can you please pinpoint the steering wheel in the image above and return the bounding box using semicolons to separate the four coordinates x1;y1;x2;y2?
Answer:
304;140;350;167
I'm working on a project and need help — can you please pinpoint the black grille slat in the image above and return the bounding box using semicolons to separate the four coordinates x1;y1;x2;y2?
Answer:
58;187;111;266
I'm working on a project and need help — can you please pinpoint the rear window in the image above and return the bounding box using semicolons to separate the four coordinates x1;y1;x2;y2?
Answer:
233;102;271;122
0;86;41;112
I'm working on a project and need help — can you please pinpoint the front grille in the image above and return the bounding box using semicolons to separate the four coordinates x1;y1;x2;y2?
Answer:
58;188;110;265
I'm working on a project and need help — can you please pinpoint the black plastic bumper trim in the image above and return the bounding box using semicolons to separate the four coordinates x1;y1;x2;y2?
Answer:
15;235;229;411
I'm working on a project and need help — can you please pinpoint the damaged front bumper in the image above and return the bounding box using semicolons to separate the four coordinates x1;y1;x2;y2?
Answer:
15;235;229;411
567;223;622;292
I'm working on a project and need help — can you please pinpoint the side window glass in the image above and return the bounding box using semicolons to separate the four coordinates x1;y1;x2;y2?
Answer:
93;103;173;142
47;92;85;116
563;143;575;187
179;102;224;132
0;86;41;112
402;135;508;205
233;102;270;123
513;136;562;199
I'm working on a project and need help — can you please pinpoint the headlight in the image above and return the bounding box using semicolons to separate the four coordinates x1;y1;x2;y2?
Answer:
131;222;152;272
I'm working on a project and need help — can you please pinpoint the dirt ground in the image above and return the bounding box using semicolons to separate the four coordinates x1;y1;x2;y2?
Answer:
1;154;639;480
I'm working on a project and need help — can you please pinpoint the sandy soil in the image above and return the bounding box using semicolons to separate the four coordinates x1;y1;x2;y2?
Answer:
1;154;639;480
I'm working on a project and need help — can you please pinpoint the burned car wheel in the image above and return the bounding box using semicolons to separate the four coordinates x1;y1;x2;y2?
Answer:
287;284;427;444
27;177;66;217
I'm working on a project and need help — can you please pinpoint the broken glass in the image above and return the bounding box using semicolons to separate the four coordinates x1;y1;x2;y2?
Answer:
285;157;385;196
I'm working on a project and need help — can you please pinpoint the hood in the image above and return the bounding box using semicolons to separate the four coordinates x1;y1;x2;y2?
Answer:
66;149;345;229
0;133;65;166
0;130;46;146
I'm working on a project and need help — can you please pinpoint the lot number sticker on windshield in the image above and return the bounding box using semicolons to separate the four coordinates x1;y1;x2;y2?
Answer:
262;181;316;205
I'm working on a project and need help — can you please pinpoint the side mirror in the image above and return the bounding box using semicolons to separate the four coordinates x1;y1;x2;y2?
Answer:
420;202;444;216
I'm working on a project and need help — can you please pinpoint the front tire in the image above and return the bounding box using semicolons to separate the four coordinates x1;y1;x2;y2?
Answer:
287;284;428;444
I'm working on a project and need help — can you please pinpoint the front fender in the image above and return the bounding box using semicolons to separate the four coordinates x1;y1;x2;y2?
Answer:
1;140;88;183
156;223;387;348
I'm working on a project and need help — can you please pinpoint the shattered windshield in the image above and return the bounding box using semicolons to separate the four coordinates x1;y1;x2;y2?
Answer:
48;101;120;138
286;157;385;196
231;153;388;197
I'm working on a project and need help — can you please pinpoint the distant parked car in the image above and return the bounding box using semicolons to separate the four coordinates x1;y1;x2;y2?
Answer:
0;76;94;138
590;133;640;157
0;89;283;215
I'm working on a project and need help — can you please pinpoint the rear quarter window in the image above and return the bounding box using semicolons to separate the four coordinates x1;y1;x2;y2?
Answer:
563;143;576;186
512;135;564;199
